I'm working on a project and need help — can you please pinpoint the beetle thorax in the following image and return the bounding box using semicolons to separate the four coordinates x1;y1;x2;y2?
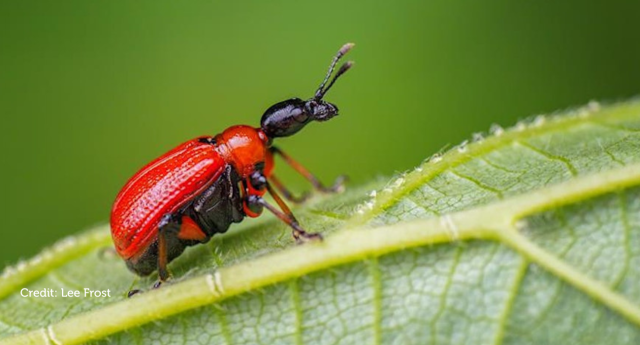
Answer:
215;125;270;177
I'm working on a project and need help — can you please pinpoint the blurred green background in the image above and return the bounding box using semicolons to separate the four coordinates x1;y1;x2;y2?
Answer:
1;1;639;266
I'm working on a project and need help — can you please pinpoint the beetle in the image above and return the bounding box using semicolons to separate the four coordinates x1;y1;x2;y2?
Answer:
110;43;354;291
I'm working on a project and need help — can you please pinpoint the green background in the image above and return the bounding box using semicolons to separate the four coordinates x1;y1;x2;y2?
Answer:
1;1;639;266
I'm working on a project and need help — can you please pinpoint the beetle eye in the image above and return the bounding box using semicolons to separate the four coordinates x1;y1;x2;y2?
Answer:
304;101;317;116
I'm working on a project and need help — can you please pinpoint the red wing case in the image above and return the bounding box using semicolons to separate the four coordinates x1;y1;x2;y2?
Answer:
110;138;225;259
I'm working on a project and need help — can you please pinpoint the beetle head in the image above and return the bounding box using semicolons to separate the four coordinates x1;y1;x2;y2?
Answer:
260;43;354;139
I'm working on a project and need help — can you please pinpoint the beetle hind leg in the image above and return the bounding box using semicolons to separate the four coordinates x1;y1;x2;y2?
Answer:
156;214;209;283
126;214;211;297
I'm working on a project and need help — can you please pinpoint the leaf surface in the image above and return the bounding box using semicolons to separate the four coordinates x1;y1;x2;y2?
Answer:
2;100;640;345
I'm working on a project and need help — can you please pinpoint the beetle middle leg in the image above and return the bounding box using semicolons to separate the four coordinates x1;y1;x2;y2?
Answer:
268;174;311;203
270;146;347;199
245;176;322;242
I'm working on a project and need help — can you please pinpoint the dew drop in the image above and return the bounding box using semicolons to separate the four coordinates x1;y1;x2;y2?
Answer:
489;124;504;136
532;115;546;127
391;177;405;189
55;237;77;251
16;260;27;271
587;100;601;112
457;140;469;153
2;266;16;278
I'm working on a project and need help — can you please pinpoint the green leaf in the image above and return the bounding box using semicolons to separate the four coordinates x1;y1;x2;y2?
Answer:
2;100;640;345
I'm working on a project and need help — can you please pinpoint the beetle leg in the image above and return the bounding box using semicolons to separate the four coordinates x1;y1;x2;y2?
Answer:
156;214;180;283
246;183;322;242
127;214;207;297
127;289;142;298
265;182;299;223
270;146;347;193
156;214;208;284
268;174;311;204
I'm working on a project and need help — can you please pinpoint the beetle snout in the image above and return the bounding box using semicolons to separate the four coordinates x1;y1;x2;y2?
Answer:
308;101;339;122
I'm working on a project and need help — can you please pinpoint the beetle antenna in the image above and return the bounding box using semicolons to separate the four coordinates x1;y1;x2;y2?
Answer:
319;61;354;98
314;43;354;100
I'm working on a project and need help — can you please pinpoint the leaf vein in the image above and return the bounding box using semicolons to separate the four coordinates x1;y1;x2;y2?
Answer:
429;246;462;344
214;305;232;345
479;156;523;174
0;316;25;332
349;102;630;227
48;271;84;291
288;279;303;345
555;208;578;257
596;138;626;166
496;228;640;328
405;193;441;216
515;140;578;177
450;170;504;198
492;258;528;345
368;258;382;345
612;191;632;289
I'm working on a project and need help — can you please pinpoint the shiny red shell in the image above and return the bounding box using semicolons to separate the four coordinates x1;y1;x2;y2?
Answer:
111;125;274;261
110;138;225;260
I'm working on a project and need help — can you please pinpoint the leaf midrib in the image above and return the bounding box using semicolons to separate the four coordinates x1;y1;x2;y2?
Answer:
3;100;640;345
4;158;640;345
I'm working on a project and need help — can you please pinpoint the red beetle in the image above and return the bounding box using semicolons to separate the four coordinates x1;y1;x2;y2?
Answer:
110;43;354;290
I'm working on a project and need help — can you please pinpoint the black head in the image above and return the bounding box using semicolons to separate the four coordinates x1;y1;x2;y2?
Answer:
261;43;354;138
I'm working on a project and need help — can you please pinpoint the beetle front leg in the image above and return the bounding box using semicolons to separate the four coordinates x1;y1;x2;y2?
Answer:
245;170;321;241
245;186;322;242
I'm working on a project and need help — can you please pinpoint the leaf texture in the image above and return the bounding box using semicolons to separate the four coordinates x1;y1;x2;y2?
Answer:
2;100;640;344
